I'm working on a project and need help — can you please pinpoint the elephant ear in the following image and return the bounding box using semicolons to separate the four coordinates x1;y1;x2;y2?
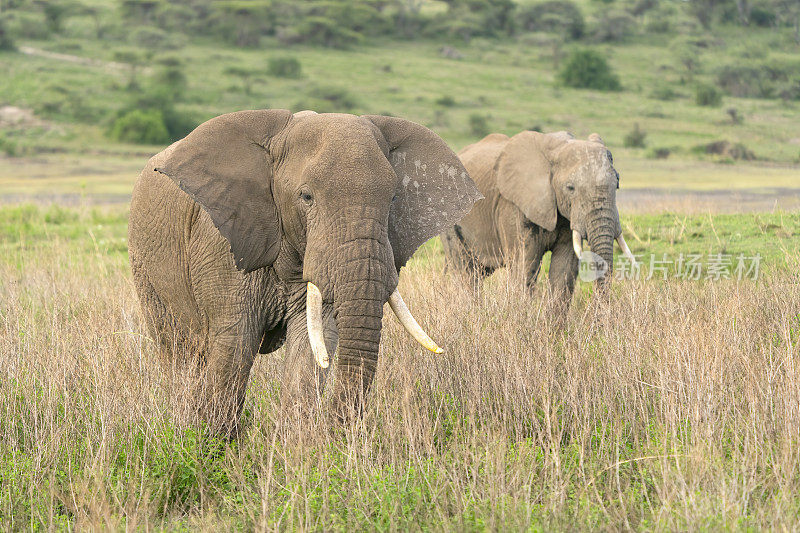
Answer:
154;109;292;273
495;130;572;232
363;115;483;270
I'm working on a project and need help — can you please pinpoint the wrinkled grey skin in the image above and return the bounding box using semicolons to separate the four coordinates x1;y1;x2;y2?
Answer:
129;110;481;435
440;130;621;311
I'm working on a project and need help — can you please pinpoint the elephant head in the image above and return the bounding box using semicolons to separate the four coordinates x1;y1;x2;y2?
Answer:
152;109;482;413
495;130;635;287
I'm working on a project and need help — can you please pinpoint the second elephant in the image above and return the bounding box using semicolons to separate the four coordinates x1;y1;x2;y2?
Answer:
440;130;636;309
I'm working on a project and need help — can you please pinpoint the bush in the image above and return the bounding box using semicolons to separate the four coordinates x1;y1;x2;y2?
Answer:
695;140;755;160
129;26;185;50
558;49;621;91
695;83;723;106
517;1;584;39
468;113;490;137
623;123;647;148
0;19;15;51
749;7;775;27
0;133;20;157
268;56;302;78
648;147;671;159
109;109;170;144
592;10;636;42
650;84;679;101
5;10;50;40
435;95;456;107
297;85;358;113
121;90;196;141
714;60;800;99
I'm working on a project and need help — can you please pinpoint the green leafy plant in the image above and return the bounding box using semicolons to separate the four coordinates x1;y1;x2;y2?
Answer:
469;113;490;137
695;82;722;106
268;56;302;79
558;49;621;91
624;123;647;148
109;109;170;144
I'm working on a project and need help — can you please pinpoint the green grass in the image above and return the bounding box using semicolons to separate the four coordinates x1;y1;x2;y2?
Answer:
1;24;799;199
2;204;799;529
2;203;797;278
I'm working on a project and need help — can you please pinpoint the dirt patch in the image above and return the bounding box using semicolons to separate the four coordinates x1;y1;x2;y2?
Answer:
0;105;47;129
618;187;800;213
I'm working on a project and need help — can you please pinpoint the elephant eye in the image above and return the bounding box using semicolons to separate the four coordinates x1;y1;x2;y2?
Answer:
300;190;314;206
566;184;575;192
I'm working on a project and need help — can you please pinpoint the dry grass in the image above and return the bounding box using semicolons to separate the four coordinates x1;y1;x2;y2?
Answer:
1;223;800;530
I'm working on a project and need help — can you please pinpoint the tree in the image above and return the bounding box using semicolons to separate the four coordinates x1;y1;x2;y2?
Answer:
113;50;145;89
518;1;585;40
686;0;724;28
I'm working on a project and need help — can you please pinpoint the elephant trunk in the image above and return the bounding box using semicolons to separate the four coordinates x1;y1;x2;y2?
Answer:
331;260;388;415
587;207;617;291
323;223;395;416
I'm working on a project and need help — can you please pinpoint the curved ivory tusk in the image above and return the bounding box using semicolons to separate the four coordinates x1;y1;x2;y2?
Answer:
572;230;583;260
616;233;637;264
388;290;443;354
306;282;330;368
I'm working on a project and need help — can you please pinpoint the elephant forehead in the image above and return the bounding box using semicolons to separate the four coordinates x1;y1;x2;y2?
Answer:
282;116;390;168
561;143;614;182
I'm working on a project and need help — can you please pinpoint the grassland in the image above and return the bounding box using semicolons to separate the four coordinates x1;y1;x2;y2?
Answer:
2;5;800;529
1;204;799;529
2;24;800;205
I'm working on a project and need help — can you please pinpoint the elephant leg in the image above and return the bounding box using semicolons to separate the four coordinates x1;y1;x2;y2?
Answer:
522;243;545;296
547;231;579;319
440;229;491;296
195;329;262;438
280;301;336;414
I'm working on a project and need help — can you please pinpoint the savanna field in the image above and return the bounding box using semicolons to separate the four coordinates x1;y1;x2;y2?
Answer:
2;0;800;530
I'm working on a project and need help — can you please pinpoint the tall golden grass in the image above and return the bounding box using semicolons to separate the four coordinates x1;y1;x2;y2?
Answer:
1;236;799;529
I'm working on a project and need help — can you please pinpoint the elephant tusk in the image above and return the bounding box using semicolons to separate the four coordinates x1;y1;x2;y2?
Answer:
616;233;637;265
388;290;443;354
306;282;330;369
572;230;583;260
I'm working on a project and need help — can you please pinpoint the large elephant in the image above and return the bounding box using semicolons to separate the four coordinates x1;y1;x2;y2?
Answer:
439;130;635;310
128;109;482;434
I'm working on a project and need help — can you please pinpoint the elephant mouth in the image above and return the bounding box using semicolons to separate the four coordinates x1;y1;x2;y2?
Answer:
571;229;637;265
305;282;442;368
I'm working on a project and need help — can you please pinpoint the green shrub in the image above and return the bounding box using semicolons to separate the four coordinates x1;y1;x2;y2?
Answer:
558;49;621;91
694;140;755;160
435;95;456;107
0;133;19;157
119;89;196;141
5;10;50;40
129;26;185;50
468;113;490;137
749;7;775;27
297;85;358;113
592;10;636;42
648;147;671;159
695;83;722;106
623;123;647;148
650;84;679;101
0;19;15;51
714;60;800;99
518;1;585;39
109;109;170;144
268;56;302;78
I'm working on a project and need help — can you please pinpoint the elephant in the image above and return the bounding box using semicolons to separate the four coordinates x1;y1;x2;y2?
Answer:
128;109;482;435
439;130;635;311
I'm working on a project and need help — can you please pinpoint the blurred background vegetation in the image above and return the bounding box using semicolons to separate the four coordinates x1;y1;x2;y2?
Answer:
0;0;798;200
